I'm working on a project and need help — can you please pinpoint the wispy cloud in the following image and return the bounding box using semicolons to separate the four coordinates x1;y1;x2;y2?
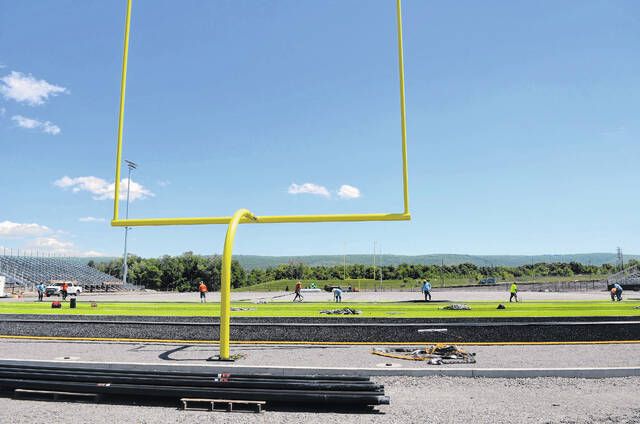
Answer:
1;71;67;106
157;180;170;187
0;221;104;257
288;183;331;198
11;115;60;135
78;216;106;223
54;176;154;202
0;221;51;237
26;236;104;257
337;184;361;199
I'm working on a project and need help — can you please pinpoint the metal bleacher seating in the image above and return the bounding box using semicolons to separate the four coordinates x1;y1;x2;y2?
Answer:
0;255;133;293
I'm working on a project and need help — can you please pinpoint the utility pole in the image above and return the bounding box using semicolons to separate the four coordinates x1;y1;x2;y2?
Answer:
122;160;138;289
372;241;377;292
617;247;624;271
343;242;347;281
379;245;383;291
440;257;445;288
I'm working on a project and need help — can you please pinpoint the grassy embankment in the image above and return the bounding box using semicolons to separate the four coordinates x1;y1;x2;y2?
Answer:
236;275;605;292
0;300;637;318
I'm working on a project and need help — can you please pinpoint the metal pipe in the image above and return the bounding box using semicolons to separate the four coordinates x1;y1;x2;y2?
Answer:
0;377;389;405
113;0;132;221
112;212;410;227
219;208;256;359
396;0;410;215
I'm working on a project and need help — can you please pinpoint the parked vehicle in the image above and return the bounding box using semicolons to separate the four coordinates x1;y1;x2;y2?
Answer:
45;281;82;297
479;277;497;285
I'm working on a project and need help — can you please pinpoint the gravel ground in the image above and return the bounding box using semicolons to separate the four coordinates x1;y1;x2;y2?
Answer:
0;340;638;369
0;376;638;423
0;290;617;303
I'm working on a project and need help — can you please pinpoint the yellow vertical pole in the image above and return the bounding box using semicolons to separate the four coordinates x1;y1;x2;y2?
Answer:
396;0;410;215
219;209;256;360
113;0;133;221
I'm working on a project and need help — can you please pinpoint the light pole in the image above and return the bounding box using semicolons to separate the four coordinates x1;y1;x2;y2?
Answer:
122;160;138;288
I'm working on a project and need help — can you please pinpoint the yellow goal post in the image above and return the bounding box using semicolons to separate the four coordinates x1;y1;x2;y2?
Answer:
111;0;410;228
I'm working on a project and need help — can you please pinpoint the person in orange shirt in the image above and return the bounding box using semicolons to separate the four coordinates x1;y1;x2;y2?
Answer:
198;281;208;303
61;282;68;301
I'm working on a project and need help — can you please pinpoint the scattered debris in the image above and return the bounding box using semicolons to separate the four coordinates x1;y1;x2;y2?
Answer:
320;308;361;315
496;304;506;309
441;304;471;310
372;345;476;365
230;307;256;312
253;300;268;304
90;302;98;308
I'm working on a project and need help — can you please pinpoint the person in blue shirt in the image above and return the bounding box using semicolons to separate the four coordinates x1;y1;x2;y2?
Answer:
421;280;432;302
613;283;623;301
333;287;343;303
35;283;45;302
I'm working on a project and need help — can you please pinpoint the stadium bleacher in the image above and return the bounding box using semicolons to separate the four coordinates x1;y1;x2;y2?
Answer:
0;255;132;293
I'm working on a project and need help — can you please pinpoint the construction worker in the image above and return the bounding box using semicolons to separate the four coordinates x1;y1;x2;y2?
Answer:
198;281;208;303
611;283;623;301
509;282;518;303
333;287;343;303
61;282;68;301
36;283;45;302
421;280;432;301
293;281;303;302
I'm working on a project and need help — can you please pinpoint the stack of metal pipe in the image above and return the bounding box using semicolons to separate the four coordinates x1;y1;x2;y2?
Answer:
0;363;389;407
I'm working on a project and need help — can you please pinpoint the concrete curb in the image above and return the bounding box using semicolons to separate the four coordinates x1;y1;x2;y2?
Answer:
0;358;638;378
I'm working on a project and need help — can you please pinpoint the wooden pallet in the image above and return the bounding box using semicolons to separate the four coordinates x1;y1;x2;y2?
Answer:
181;397;265;413
14;389;100;402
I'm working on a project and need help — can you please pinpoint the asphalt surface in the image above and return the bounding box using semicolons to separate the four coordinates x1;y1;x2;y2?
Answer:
0;376;638;423
0;339;638;370
0;339;638;422
1;314;638;343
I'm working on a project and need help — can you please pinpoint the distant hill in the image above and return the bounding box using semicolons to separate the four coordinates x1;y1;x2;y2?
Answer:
232;253;639;270
75;253;639;270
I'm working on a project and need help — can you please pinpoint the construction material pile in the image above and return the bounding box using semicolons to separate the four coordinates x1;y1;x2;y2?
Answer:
320;308;362;315
441;304;471;311
0;362;389;407
372;345;476;365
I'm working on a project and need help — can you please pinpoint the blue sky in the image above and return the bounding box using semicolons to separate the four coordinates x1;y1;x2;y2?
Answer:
1;0;638;258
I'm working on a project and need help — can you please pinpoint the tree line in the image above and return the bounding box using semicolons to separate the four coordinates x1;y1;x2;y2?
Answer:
89;252;637;292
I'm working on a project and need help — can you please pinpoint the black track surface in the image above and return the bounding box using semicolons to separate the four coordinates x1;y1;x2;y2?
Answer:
0;314;638;343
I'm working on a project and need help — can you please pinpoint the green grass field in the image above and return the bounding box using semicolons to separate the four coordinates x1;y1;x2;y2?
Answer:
236;275;605;292
0;300;638;318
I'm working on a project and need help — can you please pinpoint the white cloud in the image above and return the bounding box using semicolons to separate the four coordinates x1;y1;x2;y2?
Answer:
12;115;38;129
288;183;330;198
31;237;74;251
0;221;104;257
1;71;67;106
0;221;51;237
0;107;5;117
79;216;106;223
337;184;361;199
157;180;170;187
11;115;61;135
26;236;104;257
54;176;154;201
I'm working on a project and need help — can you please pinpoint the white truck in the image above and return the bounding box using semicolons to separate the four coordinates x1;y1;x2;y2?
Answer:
45;281;82;297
